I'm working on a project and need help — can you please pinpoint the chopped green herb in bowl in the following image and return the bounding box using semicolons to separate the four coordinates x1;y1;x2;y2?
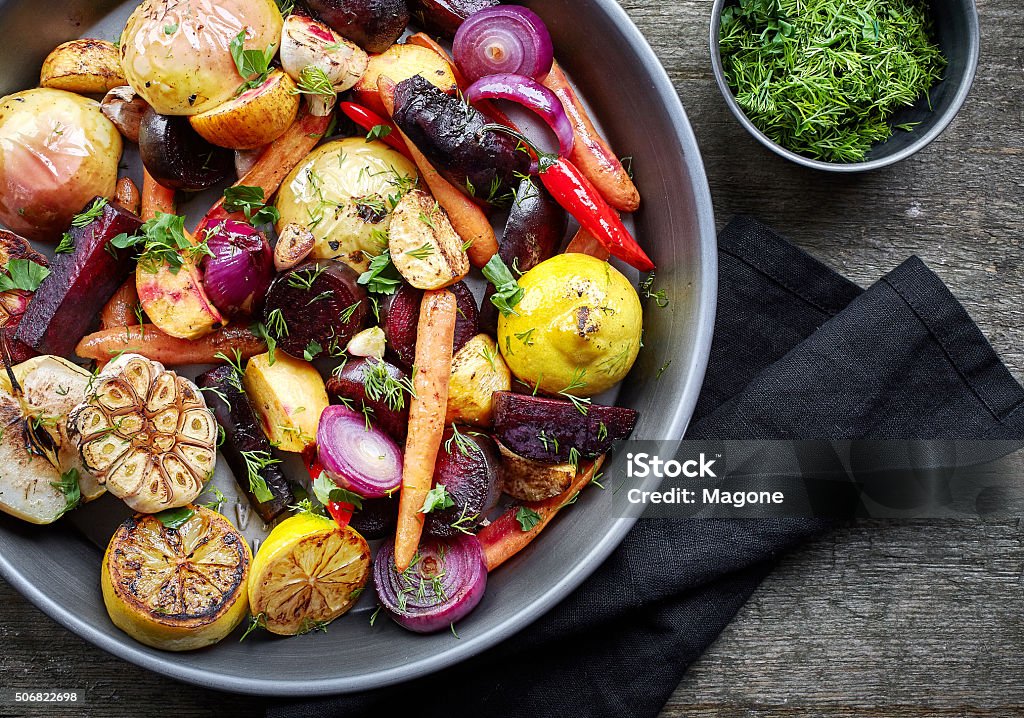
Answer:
718;0;946;163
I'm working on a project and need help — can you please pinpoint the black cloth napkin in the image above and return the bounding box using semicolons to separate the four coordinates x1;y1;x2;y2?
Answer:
269;216;1024;718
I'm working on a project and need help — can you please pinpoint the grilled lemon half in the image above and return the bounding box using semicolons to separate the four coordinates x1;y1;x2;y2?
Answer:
102;506;251;651
248;513;370;635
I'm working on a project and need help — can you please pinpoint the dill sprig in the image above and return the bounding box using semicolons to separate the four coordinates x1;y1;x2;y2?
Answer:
719;0;946;162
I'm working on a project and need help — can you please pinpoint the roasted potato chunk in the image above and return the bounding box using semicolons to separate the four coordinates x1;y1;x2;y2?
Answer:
388;189;469;290
498;442;576;502
243;352;329;453
40;39;126;94
446;334;511;427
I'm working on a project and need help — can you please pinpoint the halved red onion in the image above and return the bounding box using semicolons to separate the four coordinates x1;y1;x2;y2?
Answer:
317;405;403;499
201;220;274;317
453;6;553;83
374;534;487;633
466;73;574;157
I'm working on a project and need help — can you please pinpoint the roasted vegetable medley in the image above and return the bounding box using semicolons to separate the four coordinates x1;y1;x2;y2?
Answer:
0;0;657;648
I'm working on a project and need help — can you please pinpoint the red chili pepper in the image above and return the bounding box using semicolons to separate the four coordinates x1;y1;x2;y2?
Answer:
305;456;354;529
537;155;654;272
338;102;413;160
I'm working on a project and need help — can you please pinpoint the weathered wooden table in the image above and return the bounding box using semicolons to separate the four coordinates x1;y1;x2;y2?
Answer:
3;1;1022;716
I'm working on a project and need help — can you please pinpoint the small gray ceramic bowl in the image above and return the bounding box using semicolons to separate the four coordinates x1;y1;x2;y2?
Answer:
710;0;980;172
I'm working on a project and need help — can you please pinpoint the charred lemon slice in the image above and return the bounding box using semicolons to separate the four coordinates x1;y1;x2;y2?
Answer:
248;513;371;635
101;506;251;651
72;354;216;513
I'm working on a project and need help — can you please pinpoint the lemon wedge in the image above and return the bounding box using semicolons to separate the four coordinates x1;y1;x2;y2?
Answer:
101;506;251;651
248;512;371;635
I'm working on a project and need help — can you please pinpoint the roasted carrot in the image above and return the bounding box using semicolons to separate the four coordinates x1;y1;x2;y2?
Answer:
114;177;141;216
566;227;612;260
543;62;640;213
395;289;458;572
99;279;141;331
141;168;176;220
76;324;266;365
479;455;606;572
194;111;331;237
378;77;499;268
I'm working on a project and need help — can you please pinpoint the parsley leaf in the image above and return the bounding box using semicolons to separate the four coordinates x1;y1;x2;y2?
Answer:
516;506;542;532
155;506;195;529
366;124;392;142
420;485;455;514
240;450;280;503
482;255;524;316
312;472;364;510
357;249;403;295
111;213;211;274
229;30;277;95
223;185;281;227
0;259;49;293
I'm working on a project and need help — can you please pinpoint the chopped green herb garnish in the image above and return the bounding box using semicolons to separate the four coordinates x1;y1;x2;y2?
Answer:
420;484;455;514
366;124;392;142
71;198;107;227
515;506;542;532
719;0;946;162
223;185;281;227
229;30;277;95
294;65;336;101
482;255;524;316
50;468;81;519
155;506;194;530
55;232;75;254
358;249;403;295
312;471;364;510
0;259;49;293
240;450;280;503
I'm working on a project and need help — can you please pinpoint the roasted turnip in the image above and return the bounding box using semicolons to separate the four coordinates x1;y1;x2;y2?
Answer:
139;108;234;191
301;0;410;54
382;281;479;369
40;39;126;94
120;0;284;116
0;89;122;241
492;391;638;463
392;75;531;204
262;259;369;361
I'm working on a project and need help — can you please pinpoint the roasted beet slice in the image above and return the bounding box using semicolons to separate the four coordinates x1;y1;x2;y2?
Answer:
408;0;499;38
480;178;566;334
15;198;140;357
197;366;294;522
349;496;399;540
392;75;531;204
263;259;369;361
325;357;410;441
139;108;234;192
492;391;638;463
425;428;502;538
382;281;478;369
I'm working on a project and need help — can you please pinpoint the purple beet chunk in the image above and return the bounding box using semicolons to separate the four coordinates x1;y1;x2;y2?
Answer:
492;391;638;463
325;357;410;441
382;281;479;369
15;198;140;357
349;497;398;540
425;428;502;539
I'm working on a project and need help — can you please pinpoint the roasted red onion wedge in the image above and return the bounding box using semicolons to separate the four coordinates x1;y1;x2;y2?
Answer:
317;405;403;499
374;534;487;633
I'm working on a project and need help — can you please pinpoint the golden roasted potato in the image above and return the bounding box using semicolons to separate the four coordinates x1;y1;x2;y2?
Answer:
40;39;126;94
497;442;575;502
388;189;469;290
445;334;512;427
243;352;328;453
353;43;458;116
